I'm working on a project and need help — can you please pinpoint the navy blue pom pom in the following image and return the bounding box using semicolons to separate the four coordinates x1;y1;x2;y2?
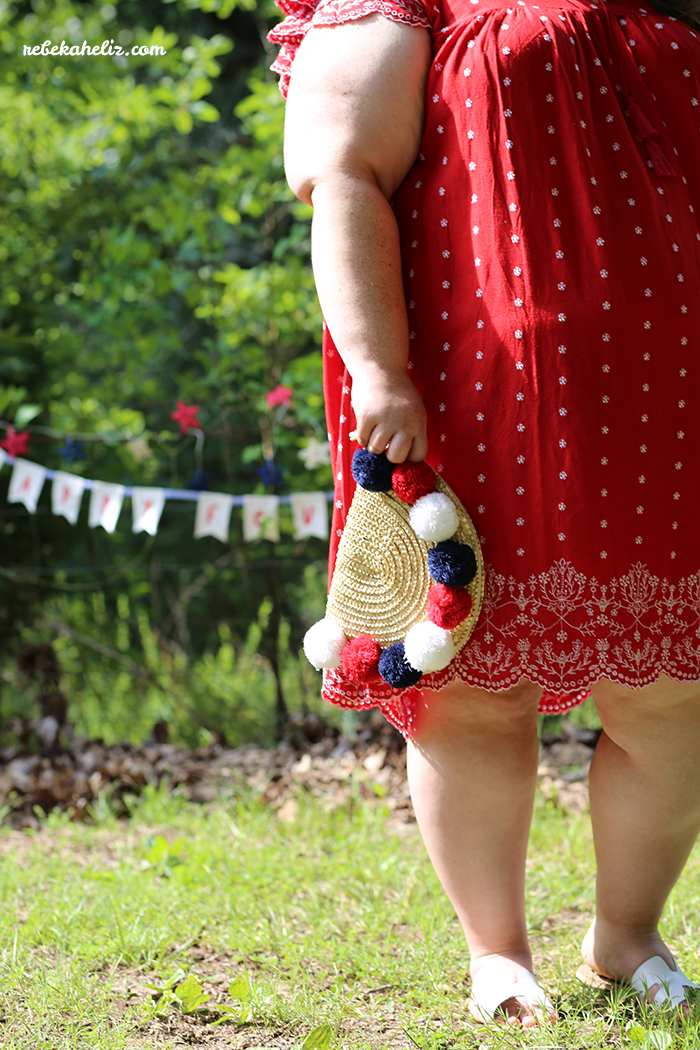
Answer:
351;448;394;492
428;540;477;587
378;642;422;688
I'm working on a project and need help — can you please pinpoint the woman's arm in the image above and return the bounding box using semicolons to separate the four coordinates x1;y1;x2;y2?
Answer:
283;14;432;463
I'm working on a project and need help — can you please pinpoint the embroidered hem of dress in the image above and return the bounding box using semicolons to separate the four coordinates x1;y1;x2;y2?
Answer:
323;664;700;739
322;669;595;737
268;0;431;97
322;554;700;737
322;676;593;737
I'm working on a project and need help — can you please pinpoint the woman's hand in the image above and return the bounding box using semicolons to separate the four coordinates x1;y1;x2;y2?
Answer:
351;367;428;464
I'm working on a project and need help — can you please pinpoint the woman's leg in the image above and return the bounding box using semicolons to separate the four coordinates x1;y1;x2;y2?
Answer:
584;675;700;1007
406;678;548;1024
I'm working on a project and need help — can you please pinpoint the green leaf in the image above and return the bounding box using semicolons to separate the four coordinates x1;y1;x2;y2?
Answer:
228;976;253;1002
210;1003;251;1026
145;967;187;993
174;974;210;1014
14;403;41;427
300;1026;332;1050
218;203;240;225
625;1021;648;1043
645;1034;671;1050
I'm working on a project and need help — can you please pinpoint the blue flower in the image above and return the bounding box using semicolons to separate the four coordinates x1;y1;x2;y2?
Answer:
187;469;213;491
57;437;86;466
255;459;285;487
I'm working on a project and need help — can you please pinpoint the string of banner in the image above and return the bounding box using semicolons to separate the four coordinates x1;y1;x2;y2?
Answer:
0;451;332;543
0;391;335;543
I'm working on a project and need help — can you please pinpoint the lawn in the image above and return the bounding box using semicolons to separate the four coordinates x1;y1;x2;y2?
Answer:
1;779;699;1049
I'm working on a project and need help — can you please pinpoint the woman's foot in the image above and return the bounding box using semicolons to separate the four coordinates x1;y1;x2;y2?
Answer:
581;919;694;1016
470;953;556;1027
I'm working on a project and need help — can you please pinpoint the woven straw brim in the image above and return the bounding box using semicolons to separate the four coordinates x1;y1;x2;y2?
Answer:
327;475;484;653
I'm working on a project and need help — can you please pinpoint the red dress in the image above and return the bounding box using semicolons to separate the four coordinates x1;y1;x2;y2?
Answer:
270;0;700;736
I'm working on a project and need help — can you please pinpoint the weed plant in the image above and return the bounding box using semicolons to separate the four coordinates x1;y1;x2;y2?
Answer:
1;783;700;1048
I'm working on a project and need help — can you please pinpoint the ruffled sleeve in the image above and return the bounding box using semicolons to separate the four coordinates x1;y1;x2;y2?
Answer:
268;0;431;98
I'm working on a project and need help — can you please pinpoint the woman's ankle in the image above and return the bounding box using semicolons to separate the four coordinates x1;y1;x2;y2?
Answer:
470;946;534;978
582;917;674;980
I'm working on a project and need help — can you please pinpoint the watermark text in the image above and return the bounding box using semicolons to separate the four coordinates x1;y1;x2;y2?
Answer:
24;39;166;58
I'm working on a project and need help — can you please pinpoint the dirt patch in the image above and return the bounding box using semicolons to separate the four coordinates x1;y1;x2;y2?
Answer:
100;957;423;1050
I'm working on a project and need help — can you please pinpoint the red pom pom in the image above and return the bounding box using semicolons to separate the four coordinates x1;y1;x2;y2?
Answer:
427;584;473;631
341;634;382;684
392;461;436;504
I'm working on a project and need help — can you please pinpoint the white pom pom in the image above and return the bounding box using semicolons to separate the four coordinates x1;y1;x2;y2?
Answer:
404;621;455;672
303;618;348;670
408;492;459;543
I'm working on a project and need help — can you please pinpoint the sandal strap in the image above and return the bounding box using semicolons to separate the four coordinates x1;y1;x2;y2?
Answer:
630;955;700;1009
470;966;553;1021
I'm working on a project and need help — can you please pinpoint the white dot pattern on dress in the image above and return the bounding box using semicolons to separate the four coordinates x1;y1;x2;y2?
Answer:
289;0;700;710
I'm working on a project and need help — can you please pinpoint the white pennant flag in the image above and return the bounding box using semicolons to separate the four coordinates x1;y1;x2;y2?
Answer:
0;449;7;470
243;494;280;542
132;487;165;536
52;471;86;525
8;458;47;514
290;492;329;540
88;481;125;533
194;492;234;541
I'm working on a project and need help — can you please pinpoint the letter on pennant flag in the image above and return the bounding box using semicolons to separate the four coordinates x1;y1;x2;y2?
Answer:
194;492;234;541
8;458;47;514
243;495;280;542
132;487;165;536
88;482;125;533
52;471;86;526
290;492;329;540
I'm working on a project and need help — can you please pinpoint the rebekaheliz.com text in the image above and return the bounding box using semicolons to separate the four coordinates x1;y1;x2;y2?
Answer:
23;39;167;57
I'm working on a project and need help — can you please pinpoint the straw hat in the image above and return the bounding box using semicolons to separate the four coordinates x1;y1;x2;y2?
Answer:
303;450;484;689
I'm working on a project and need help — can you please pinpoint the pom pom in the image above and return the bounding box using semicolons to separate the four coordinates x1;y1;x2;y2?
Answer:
303;618;348;670
392;461;436;504
427;583;473;630
428;541;478;587
378;642;422;688
408;492;459;543
404;620;455;672
351;448;394;492
341;634;381;684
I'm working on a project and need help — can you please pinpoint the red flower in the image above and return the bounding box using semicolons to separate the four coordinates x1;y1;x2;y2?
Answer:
0;427;30;457
171;400;201;435
265;385;293;409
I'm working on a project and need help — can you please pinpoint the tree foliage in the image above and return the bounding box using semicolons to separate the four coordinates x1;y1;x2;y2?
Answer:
0;0;331;745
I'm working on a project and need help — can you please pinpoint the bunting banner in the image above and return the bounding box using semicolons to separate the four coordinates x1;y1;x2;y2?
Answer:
8;458;47;514
132;487;166;536
194;492;234;542
0;453;333;544
243;495;280;542
88;482;125;534
290;491;329;540
52;470;86;526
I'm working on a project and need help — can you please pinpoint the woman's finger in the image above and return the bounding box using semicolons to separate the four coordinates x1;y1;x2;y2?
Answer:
407;431;429;463
366;425;391;454
385;431;413;464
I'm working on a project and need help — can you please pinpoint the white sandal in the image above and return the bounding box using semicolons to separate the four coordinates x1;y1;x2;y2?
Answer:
468;966;555;1024
577;954;700;1010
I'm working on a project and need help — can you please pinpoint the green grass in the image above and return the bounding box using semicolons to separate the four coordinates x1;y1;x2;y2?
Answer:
1;784;700;1048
